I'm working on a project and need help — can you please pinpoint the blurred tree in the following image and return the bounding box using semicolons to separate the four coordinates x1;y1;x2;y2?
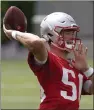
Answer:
1;1;9;44
1;1;36;44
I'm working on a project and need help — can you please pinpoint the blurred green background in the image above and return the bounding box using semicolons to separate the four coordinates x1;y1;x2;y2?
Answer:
1;60;93;109
1;1;93;109
1;1;35;44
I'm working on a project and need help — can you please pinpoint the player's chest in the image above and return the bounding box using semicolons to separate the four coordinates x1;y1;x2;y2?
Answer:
51;59;82;83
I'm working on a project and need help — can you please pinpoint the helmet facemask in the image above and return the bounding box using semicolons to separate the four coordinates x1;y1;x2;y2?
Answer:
40;12;81;52
51;26;81;52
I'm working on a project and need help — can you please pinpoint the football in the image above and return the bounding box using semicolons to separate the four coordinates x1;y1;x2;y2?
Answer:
3;6;27;32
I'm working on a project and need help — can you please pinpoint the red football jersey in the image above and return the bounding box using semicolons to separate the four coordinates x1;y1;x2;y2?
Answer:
27;51;90;110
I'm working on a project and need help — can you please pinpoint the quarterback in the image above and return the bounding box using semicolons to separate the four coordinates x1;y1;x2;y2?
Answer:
3;12;94;110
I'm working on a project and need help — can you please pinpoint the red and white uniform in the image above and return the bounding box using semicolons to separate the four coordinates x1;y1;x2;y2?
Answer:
27;51;91;110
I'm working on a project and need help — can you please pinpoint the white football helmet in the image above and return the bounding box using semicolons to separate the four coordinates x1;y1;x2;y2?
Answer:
40;12;81;50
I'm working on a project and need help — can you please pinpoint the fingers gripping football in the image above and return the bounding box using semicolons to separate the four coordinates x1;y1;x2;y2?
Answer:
3;24;13;39
3;6;27;40
3;6;27;32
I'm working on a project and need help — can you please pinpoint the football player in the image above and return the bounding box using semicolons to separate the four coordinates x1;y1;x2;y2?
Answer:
3;12;94;110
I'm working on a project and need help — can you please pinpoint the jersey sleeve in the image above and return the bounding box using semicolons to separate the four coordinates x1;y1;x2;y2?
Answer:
81;74;92;95
27;52;47;75
27;51;56;76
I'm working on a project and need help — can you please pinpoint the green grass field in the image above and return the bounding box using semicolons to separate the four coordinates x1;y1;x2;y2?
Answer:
1;59;93;109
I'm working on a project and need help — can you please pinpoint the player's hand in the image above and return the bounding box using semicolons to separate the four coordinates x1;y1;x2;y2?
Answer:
3;24;13;40
72;43;89;72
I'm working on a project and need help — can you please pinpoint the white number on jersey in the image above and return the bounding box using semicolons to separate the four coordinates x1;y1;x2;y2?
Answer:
40;85;46;102
61;67;83;101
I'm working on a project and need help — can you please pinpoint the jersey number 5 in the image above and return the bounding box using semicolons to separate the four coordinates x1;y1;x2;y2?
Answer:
61;67;83;101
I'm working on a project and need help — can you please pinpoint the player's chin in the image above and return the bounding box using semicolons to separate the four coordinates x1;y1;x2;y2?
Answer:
57;46;72;53
63;48;72;53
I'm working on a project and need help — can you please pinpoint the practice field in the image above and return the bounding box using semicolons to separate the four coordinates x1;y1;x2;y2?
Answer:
1;59;93;109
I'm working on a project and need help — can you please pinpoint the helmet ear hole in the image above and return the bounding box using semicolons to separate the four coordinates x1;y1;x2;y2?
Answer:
48;33;53;37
